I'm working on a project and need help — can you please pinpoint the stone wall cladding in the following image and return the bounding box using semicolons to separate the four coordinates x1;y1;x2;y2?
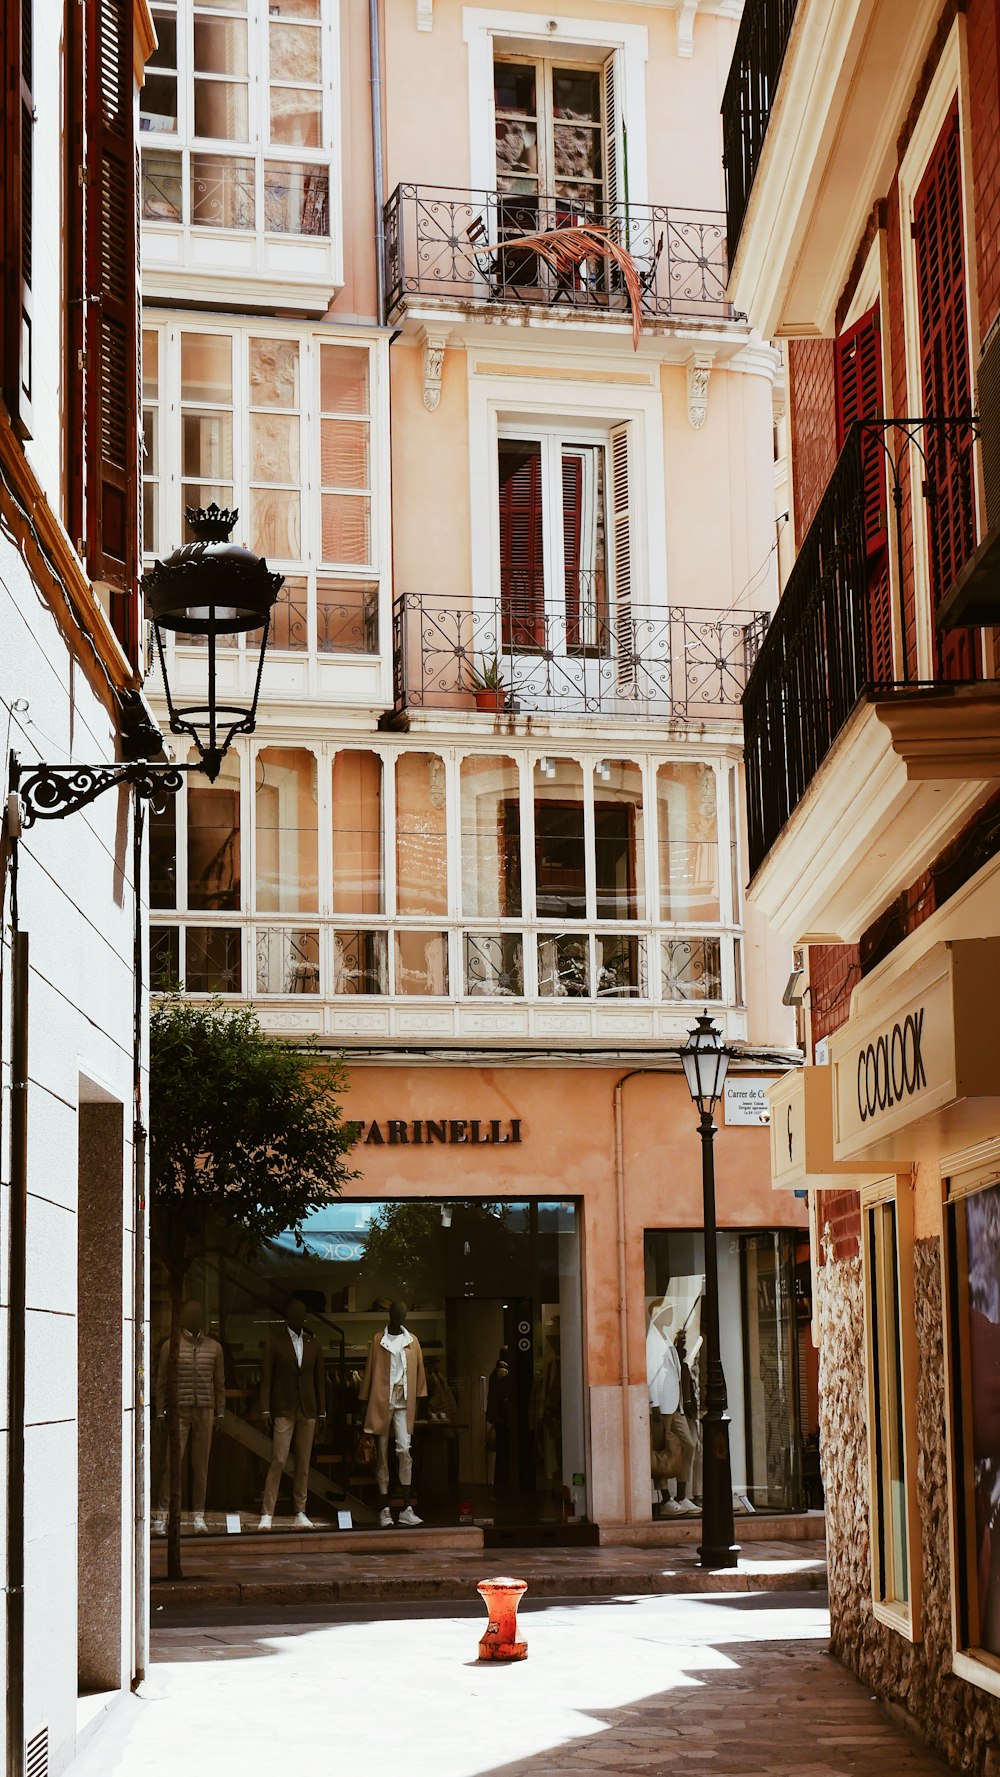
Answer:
818;1238;1000;1771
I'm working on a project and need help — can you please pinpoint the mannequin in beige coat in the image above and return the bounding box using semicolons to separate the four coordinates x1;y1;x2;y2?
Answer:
358;1299;427;1528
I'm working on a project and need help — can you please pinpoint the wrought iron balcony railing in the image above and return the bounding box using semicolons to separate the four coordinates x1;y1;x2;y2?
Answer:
393;590;768;720
384;184;732;322
742;416;980;879
722;0;801;265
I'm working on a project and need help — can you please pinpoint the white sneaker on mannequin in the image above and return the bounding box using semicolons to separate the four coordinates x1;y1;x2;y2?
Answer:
379;1506;393;1528
152;1516;166;1536
257;1514;273;1531
293;1513;313;1529
397;1506;423;1527
191;1514;209;1533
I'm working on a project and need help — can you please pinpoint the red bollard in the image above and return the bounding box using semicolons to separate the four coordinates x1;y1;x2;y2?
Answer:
476;1575;528;1661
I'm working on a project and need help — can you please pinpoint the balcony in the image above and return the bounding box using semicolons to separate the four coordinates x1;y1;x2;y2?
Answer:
392;592;767;723
384;185;733;329
742;418;1000;944
722;0;944;335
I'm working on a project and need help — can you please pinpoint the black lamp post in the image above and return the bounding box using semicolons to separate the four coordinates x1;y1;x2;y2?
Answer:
11;506;282;824
680;1010;740;1570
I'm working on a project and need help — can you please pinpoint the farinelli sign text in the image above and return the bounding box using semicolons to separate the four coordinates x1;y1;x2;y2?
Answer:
362;1118;523;1146
856;1010;927;1123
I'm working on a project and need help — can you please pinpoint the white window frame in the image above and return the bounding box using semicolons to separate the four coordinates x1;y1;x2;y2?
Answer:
142;314;391;705
463;8;649;206
140;0;343;307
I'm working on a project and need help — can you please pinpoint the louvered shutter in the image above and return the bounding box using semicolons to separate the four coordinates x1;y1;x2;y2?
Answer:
498;445;545;648
835;302;892;681
609;423;635;688
912;99;979;681
602;54;620;218
3;0;34;439
84;0;139;657
561;453;583;645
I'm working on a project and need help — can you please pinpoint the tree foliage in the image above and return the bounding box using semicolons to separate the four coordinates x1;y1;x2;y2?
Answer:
149;997;357;1576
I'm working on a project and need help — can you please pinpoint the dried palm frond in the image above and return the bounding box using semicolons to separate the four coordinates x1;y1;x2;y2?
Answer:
481;220;645;349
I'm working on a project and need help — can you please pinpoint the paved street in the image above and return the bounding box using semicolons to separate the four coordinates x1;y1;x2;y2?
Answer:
70;1591;949;1777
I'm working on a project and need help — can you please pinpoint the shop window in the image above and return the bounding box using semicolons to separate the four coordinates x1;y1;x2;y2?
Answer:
255;927;319;995
538;933;589;998
946;1172;1000;1669
333;750;383;915
534;758;585;919
333;930;387;995
396;753;448;917
187;754;241;912
254;747;318;914
657;761;720;922
464;933;524;997
660;935;722;1003
594;759;644;919
460;754;521;918
394;931;449;996
863;1190;913;1623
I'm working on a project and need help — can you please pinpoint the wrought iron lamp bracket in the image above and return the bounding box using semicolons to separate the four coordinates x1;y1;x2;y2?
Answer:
11;758;206;828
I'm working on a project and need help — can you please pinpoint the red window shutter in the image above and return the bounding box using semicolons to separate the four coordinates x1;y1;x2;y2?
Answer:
561;452;583;639
912;98;979;680
84;0;139;660
498;443;544;647
835;303;892;680
3;0;34;439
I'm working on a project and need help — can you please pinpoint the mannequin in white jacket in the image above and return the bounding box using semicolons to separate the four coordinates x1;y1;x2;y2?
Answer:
646;1300;698;1512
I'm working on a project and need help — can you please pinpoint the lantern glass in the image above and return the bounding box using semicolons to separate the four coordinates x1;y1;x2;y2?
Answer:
681;1013;731;1116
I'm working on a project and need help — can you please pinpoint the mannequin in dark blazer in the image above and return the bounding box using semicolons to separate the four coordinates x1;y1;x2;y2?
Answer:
258;1298;326;1529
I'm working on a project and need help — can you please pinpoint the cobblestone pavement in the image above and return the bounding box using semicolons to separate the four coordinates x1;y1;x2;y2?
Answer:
69;1592;949;1776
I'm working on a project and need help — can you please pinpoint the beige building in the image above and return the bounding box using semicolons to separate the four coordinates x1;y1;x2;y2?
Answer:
141;0;809;1542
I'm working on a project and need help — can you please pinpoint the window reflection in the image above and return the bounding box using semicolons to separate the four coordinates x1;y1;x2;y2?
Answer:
254;747;318;913
396;753;448;917
188;754;241;912
594;759;643;919
657;761;720;922
461;755;520;918
333;751;383;915
534;758;585;919
394;931;449;995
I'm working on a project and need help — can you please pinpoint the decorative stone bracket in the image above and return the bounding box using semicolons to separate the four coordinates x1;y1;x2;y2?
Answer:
416;0;432;29
676;0;700;56
686;351;713;430
420;327;451;413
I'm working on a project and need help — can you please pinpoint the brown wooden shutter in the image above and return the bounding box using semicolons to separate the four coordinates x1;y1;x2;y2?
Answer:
4;0;34;438
498;442;545;648
85;0;139;658
835;302;893;681
912;98;979;681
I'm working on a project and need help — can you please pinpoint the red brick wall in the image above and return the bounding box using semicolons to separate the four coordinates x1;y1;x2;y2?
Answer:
808;942;860;1049
787;339;838;546
969;0;1000;341
817;1189;862;1262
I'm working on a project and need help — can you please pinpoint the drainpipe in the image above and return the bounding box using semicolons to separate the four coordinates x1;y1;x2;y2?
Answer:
7;929;28;1777
612;1068;662;1526
131;802;148;1686
369;0;386;325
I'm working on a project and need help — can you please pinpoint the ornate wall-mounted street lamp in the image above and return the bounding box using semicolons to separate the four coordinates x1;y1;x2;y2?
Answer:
681;1010;740;1570
10;507;282;825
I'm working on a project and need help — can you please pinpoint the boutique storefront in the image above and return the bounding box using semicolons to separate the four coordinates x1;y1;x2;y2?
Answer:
151;1063;814;1539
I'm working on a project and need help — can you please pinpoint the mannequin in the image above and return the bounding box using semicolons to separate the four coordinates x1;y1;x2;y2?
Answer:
486;1346;511;1486
358;1299;427;1528
646;1299;698;1514
259;1297;326;1530
153;1299;224;1535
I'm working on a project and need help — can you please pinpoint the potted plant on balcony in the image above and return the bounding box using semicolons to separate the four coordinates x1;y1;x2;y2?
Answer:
470;652;507;712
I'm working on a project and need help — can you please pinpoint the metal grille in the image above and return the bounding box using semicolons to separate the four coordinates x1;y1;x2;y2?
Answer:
26;1725;48;1777
722;0;801;264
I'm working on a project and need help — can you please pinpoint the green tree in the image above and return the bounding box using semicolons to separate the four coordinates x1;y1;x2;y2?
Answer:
149;998;357;1579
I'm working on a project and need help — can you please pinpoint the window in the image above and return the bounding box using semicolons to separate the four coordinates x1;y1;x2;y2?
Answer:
498;433;610;652
143;324;380;655
255;748;318;913
864;1194;910;1616
835;303;892;683
533;758;585;919
140;0;332;241
461;755;521;917
149;751;243;994
946;1171;1000;1672
332;751;383;914
396;754;448;917
594;758;644;919
657;762;720;922
494;57;610;217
